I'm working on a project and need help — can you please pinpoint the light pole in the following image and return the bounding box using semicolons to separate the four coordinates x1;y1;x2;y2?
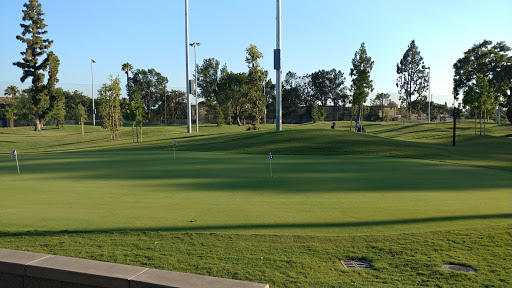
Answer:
275;0;282;131
427;66;431;123
91;59;96;126
190;42;201;132
185;0;191;133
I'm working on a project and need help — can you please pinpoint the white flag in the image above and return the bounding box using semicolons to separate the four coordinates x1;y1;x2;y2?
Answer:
11;150;17;158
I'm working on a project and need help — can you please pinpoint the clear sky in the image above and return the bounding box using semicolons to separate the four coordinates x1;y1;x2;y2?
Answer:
1;0;510;106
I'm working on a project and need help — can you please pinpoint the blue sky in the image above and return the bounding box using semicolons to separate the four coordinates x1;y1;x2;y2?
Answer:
1;0;510;106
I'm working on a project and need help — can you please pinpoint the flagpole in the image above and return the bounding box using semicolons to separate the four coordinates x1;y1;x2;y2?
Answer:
173;145;176;160
15;154;20;174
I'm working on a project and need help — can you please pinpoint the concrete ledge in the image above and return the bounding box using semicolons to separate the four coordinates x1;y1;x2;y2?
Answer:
131;268;268;288
0;249;49;275
0;248;269;288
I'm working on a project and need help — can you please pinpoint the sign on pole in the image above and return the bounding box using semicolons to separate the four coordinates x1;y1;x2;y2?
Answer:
268;152;273;177
11;150;20;174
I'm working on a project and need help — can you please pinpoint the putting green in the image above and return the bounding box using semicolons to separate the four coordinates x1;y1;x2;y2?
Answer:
1;150;509;235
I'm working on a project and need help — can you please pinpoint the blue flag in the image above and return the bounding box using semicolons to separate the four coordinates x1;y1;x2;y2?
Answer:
11;150;17;158
268;152;273;159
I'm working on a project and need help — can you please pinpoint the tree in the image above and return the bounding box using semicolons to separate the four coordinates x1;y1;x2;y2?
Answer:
47;87;66;129
216;72;248;126
64;90;90;121
197;58;220;103
14;91;35;121
197;58;220;123
214;103;224;126
453;40;511;128
370;93;391;121
298;74;314;107
76;104;87;137
129;68;168;121
98;76;123;140
310;69;330;107
121;62;133;96
396;40;429;115
245;44;266;129
282;72;302;122
350;43;374;133
124;90;138;143
326;69;347;121
311;103;325;123
263;73;275;124
124;90;146;143
3;85;21;128
13;0;59;131
475;74;495;135
167;90;187;121
311;103;320;123
134;94;147;143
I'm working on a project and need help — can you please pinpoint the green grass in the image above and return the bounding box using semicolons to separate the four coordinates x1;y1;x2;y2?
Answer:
1;226;510;288
0;121;511;287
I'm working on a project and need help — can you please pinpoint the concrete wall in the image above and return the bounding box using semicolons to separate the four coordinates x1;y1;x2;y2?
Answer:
0;248;268;288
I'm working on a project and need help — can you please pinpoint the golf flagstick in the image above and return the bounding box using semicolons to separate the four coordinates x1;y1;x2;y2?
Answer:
11;150;20;174
268;152;273;177
173;141;178;160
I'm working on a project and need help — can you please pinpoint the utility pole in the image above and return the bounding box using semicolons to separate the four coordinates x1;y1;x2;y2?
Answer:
275;0;282;131
91;59;96;126
164;85;167;124
190;42;201;132
185;0;192;133
427;66;431;123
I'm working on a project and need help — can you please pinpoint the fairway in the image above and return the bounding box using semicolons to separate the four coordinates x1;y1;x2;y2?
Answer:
0;122;511;287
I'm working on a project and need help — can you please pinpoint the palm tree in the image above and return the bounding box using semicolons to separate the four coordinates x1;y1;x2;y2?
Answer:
4;85;20;128
121;62;133;97
4;85;20;98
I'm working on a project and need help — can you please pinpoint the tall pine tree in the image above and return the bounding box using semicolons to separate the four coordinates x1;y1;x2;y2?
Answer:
396;40;428;115
13;0;59;131
350;43;374;133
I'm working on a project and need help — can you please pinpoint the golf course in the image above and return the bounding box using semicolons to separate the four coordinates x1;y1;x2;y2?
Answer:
0;121;510;287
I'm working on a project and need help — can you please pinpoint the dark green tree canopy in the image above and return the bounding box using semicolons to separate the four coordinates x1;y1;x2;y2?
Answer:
326;69;348;110
310;69;330;107
197;58;220;103
129;68;168;121
453;40;511;125
350;42;374;131
350;42;374;107
13;0;54;86
216;72;248;126
245;44;263;68
13;0;59;131
396;40;428;114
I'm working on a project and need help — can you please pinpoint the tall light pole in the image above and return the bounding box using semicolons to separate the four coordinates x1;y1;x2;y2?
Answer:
427;66;431;123
185;0;192;133
190;42;201;132
91;59;96;126
275;0;282;131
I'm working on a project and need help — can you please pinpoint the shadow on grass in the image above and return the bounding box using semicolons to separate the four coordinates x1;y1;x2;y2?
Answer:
1;213;509;237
